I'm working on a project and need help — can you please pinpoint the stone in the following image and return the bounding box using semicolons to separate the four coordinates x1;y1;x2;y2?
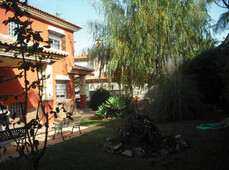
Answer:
175;135;182;140
103;142;115;154
114;143;123;150
106;137;113;142
134;147;146;157
122;150;133;157
180;139;188;148
159;149;169;156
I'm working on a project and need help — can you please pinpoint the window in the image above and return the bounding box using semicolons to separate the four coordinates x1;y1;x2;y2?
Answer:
49;32;61;50
56;81;67;99
10;102;23;118
8;22;19;37
50;38;61;49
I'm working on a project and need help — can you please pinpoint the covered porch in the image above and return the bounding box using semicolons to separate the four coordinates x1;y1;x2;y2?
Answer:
67;64;94;109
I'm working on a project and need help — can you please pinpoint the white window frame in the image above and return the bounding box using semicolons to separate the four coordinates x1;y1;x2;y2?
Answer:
8;22;19;37
48;26;65;51
56;81;67;99
49;32;61;50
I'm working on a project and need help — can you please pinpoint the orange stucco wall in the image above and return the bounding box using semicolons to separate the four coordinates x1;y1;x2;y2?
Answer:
0;7;76;121
0;67;39;109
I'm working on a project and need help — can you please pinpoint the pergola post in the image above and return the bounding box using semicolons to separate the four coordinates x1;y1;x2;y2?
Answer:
68;64;94;110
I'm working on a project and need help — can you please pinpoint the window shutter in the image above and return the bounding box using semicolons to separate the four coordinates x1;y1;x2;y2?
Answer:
56;81;67;99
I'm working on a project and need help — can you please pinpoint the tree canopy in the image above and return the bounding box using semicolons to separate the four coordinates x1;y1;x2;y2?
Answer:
212;0;229;33
87;0;215;87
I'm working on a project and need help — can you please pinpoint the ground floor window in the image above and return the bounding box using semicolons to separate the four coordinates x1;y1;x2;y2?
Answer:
10;102;23;118
56;81;67;99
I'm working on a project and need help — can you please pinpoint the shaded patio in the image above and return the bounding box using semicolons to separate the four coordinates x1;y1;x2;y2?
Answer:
0;110;101;162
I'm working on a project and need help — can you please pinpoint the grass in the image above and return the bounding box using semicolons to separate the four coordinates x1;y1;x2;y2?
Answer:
0;112;229;170
80;115;110;127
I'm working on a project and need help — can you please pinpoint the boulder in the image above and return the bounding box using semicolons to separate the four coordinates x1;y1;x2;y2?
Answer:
122;150;133;157
134;147;146;157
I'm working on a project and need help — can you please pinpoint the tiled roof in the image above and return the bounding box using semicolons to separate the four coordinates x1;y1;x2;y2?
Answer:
24;3;82;30
0;33;69;56
74;64;94;72
0;1;81;32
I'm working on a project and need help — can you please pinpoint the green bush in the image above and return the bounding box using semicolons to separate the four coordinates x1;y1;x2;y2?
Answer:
148;69;204;122
184;48;223;105
120;95;135;115
96;96;126;118
90;88;110;111
184;39;229;110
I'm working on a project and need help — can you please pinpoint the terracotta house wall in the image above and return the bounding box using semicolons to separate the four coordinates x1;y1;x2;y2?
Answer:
0;67;38;109
0;7;76;123
0;8;11;35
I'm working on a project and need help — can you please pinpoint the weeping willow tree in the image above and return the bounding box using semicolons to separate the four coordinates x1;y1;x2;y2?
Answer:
87;0;214;88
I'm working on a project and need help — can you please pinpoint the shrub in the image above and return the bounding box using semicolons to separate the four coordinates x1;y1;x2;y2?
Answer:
183;48;223;105
119;114;162;146
147;69;204;122
90;88;110;111
120;95;135;115
184;39;229;110
96;96;126;118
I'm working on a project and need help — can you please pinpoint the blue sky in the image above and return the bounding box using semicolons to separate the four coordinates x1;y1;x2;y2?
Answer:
29;0;100;55
29;0;228;55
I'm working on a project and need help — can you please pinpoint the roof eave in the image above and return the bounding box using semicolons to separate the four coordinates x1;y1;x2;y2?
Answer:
20;4;82;32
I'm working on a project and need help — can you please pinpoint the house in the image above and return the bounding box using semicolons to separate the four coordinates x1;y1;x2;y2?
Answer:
0;2;92;124
74;54;119;104
74;54;150;102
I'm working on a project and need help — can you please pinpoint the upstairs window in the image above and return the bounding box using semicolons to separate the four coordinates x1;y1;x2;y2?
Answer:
48;25;65;51
49;32;61;50
8;22;19;37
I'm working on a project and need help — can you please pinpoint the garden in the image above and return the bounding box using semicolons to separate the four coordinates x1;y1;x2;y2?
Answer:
1;83;229;169
0;0;229;169
0;110;228;170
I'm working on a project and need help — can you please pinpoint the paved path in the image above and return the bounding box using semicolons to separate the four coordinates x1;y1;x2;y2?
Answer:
0;110;101;162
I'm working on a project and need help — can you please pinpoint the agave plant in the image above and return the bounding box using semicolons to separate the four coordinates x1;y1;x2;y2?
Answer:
97;103;108;118
96;96;126;118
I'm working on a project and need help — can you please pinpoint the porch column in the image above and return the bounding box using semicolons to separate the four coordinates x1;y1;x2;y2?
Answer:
79;75;87;109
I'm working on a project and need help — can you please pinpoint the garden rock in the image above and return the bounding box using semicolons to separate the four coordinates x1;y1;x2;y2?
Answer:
180;139;188;148
122;150;133;157
175;135;189;151
106;137;113;142
134;147;146;157
114;143;123;150
103;114;189;158
103;142;123;154
103;142;115;154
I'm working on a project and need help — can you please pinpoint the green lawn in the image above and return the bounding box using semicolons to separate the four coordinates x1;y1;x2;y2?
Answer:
0;113;229;170
0;119;151;170
80;116;110;127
